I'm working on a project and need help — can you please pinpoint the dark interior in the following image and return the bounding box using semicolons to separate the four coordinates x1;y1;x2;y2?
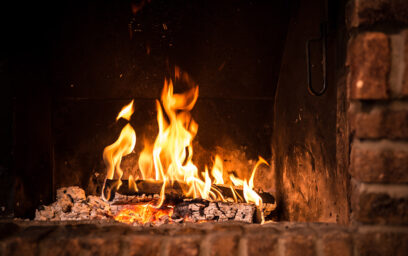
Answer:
1;0;348;223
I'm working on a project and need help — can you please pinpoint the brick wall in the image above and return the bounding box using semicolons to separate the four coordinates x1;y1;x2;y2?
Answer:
2;221;408;256
346;0;408;253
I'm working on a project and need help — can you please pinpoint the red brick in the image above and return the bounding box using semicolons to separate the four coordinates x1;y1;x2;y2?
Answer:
350;141;408;183
39;238;81;256
402;30;408;97
355;231;408;256
282;233;316;256
168;236;201;256
347;0;408;28
125;235;162;256
350;105;408;139
3;237;37;256
347;32;390;99
321;231;352;256
209;233;240;256
78;237;122;255
246;232;279;256
351;183;408;225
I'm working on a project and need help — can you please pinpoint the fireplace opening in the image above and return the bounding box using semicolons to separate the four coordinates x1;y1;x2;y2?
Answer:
4;0;348;224
3;0;408;254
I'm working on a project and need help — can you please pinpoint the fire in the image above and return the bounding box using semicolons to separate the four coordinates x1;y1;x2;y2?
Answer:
103;100;136;180
114;203;173;224
103;67;269;224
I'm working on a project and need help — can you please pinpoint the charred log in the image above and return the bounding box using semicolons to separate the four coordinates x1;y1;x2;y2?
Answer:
103;179;275;205
172;200;257;223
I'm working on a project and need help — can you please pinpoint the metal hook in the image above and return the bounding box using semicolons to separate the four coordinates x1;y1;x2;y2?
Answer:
306;22;327;96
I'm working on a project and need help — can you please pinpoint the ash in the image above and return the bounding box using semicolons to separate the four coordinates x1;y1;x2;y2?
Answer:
35;187;112;221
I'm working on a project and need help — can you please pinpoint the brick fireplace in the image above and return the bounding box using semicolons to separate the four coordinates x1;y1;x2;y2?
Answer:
1;0;408;255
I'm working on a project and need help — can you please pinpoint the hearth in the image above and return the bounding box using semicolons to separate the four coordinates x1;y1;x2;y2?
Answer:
2;0;408;255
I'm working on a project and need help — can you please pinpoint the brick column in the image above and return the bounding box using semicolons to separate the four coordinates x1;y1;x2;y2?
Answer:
346;0;408;254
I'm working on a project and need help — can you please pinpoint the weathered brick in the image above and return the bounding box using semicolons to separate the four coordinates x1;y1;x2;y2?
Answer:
347;0;408;28
246;232;279;256
350;105;408;139
347;32;390;99
352;183;408;224
350;141;408;183
78;237;122;255
208;233;240;256
282;232;316;256
321;231;352;256
125;235;162;256
168;236;201;256
39;237;81;256
355;231;408;256
3;237;37;256
402;30;408;97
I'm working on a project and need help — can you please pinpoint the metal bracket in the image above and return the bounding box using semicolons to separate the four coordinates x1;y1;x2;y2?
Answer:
306;22;328;96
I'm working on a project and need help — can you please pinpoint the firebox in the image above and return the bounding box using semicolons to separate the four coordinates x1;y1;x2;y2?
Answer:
2;0;408;255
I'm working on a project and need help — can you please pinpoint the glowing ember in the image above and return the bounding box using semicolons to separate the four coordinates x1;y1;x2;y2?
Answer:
103;67;269;224
114;203;174;224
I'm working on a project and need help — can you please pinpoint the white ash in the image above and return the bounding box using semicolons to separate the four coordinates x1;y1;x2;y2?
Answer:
35;186;112;221
179;201;256;223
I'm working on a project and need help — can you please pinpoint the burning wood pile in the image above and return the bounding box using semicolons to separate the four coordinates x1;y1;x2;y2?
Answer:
36;68;276;225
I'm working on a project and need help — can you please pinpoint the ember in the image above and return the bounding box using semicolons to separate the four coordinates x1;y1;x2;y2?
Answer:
114;203;173;225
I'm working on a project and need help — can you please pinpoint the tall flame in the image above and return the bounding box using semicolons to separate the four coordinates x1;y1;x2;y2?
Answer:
103;100;136;180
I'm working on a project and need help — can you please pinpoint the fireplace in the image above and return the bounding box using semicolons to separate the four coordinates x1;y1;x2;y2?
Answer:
1;0;408;255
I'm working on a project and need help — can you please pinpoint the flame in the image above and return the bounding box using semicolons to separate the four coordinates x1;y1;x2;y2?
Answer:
211;155;224;184
103;123;136;180
243;180;262;206
103;67;270;224
129;175;138;192
116;100;134;121
114;203;173;224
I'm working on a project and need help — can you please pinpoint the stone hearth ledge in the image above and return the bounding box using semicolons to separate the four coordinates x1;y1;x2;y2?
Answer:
0;220;407;256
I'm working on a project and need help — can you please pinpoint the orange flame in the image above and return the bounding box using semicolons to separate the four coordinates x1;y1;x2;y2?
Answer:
114;204;173;224
103;121;136;180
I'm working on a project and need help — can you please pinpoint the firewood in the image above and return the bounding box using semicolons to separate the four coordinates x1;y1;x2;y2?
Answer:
103;179;275;205
172;199;256;223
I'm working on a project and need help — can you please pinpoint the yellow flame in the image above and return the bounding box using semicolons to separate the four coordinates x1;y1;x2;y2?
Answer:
211;155;224;184
116;100;134;121
103;123;136;180
229;174;244;187
129;175;138;192
243;180;262;207
249;156;269;188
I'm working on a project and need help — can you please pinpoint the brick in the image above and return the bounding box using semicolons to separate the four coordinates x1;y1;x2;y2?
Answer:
350;105;408;139
125;235;162;256
321;231;352;256
78;237;122;255
3;237;37;256
246;232;279;256
402;30;408;97
209;233;240;256
347;0;408;28
39;238;81;256
168;236;201;256
347;32;390;99
350;141;408;183
355;231;408;256
282;232;316;256
352;183;408;224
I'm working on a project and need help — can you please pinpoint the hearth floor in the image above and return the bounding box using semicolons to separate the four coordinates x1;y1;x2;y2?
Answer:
0;220;407;256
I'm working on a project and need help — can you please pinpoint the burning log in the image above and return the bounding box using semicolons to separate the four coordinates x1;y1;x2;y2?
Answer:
110;198;258;224
103;179;275;205
172;200;257;223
